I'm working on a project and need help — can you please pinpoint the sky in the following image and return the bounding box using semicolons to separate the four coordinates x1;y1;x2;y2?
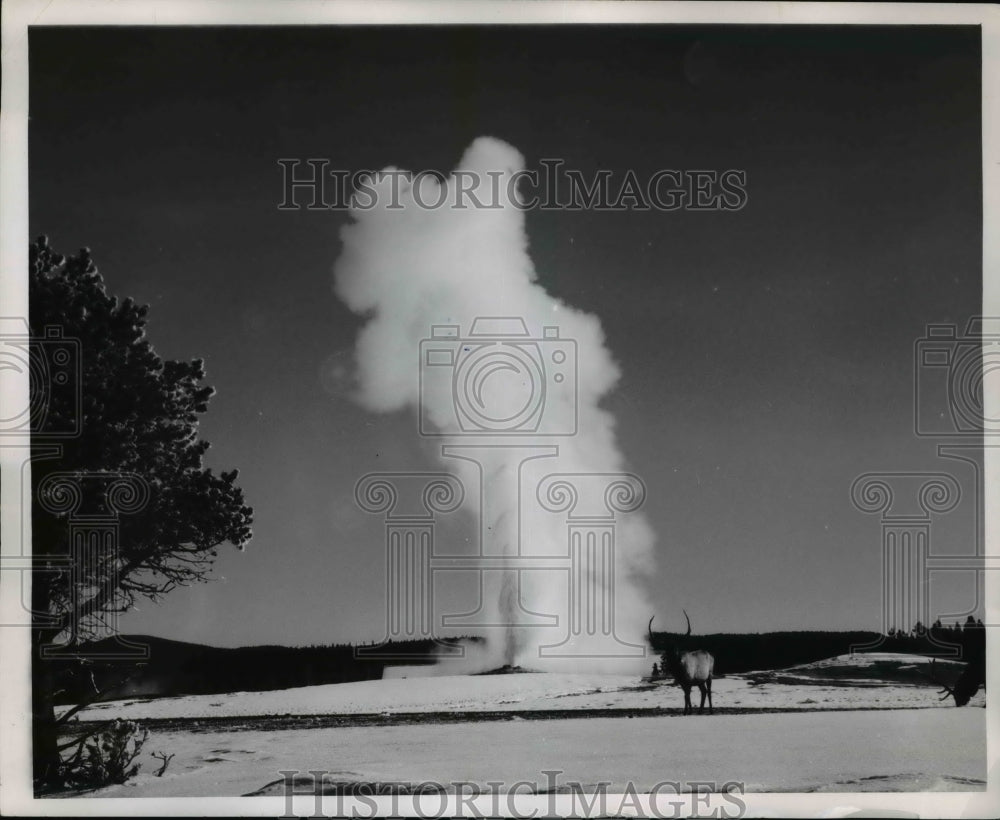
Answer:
28;25;983;648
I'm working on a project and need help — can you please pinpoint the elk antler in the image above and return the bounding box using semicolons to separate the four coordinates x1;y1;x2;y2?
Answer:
648;616;655;644
683;609;692;637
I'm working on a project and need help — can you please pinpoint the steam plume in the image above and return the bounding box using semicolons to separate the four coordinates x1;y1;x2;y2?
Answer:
334;137;654;673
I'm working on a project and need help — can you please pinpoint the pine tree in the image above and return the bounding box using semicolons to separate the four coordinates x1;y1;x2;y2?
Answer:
29;238;253;790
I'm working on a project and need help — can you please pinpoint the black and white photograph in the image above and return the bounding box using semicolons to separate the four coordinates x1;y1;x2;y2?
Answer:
1;1;997;816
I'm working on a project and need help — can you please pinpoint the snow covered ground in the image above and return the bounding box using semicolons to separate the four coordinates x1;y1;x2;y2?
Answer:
61;654;986;798
90;709;985;798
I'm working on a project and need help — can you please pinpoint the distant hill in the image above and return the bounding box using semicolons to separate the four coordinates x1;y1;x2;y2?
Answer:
51;635;469;705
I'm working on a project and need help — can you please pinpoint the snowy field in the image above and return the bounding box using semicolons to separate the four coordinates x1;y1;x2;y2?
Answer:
89;709;985;798
62;654;986;798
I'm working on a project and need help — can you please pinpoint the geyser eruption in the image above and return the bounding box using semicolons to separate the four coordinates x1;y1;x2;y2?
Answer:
334;137;655;673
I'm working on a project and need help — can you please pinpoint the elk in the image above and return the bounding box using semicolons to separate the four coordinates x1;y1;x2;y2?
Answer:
926;656;986;707
649;611;715;715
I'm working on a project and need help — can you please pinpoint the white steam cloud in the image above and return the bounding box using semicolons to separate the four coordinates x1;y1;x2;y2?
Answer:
334;137;655;674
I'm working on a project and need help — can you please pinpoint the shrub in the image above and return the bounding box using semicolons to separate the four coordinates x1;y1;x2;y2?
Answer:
63;719;149;789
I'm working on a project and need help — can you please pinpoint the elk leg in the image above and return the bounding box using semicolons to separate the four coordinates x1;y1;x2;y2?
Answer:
698;682;707;713
706;678;713;714
683;685;692;715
